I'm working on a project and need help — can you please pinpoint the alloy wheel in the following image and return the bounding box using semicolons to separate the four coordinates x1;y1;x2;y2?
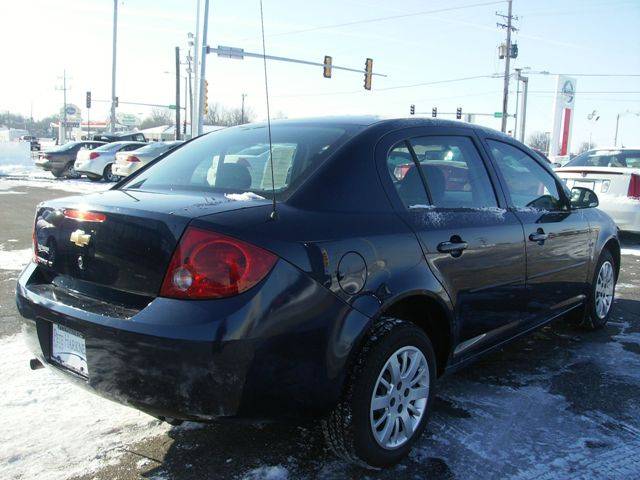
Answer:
370;346;429;449
595;260;614;319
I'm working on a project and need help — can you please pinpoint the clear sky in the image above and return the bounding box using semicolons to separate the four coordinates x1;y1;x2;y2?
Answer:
1;0;639;149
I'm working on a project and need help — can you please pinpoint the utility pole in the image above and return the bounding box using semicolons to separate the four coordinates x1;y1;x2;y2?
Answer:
241;93;247;124
196;0;210;137
192;2;201;137
55;70;70;143
514;68;529;142
175;46;181;140
497;0;517;133
110;0;118;133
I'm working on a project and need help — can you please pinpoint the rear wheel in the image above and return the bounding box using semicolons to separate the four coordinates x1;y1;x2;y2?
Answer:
61;162;79;179
578;250;616;330
103;164;119;182
322;318;436;468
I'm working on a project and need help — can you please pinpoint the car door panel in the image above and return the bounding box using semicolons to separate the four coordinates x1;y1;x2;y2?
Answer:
376;127;528;361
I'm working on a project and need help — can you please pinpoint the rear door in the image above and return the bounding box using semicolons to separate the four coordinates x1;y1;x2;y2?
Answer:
378;127;527;359
483;138;592;320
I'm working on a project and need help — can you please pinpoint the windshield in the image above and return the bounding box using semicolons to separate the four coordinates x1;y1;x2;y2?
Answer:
565;149;640;168
121;122;360;198
47;141;79;152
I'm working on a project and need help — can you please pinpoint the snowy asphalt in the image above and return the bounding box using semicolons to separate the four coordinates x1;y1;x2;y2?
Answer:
1;175;639;480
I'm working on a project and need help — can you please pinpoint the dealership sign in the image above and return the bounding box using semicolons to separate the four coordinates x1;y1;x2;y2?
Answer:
549;75;577;157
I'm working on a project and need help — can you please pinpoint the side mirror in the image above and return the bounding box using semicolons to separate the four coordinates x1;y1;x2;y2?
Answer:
570;187;599;209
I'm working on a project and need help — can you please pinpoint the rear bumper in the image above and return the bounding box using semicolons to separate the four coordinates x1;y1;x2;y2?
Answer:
74;159;104;176
16;260;370;421
112;162;139;177
35;158;52;171
598;200;640;233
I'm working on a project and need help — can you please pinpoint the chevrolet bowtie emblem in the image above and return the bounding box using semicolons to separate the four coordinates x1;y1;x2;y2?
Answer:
70;229;91;247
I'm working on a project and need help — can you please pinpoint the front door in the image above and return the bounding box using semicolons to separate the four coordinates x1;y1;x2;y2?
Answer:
379;128;527;360
484;139;592;320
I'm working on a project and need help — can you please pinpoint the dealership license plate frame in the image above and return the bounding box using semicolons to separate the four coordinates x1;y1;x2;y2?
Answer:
51;323;89;377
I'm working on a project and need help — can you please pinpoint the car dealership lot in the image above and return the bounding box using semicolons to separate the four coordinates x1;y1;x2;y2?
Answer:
1;178;639;480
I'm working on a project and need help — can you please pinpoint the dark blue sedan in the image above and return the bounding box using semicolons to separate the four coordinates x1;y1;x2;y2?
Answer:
17;117;620;468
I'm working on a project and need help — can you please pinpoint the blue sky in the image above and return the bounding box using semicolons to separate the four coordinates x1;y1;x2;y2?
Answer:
2;0;639;149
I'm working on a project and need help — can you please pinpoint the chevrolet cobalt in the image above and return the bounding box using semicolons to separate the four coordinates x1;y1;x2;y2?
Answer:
17;117;620;468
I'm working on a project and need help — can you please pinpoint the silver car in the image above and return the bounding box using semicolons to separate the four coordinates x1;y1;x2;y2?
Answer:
75;141;147;182
113;141;184;178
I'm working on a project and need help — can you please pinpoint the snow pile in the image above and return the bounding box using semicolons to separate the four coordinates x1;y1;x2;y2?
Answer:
0;141;30;166
225;192;266;202
0;245;31;271
0;334;172;480
0;177;111;194
621;247;640;257
241;465;289;480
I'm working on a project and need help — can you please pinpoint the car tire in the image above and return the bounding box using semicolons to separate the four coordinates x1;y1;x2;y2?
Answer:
62;162;79;179
322;318;436;469
577;249;617;330
103;164;119;182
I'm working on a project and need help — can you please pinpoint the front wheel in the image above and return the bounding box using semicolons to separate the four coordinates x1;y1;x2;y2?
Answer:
578;250;617;330
322;318;436;468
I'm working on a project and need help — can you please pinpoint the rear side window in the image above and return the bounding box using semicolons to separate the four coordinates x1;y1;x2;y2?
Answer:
386;136;497;209
488;140;565;211
122;124;358;198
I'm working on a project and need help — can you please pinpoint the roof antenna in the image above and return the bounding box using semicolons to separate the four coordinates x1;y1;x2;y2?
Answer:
259;0;277;221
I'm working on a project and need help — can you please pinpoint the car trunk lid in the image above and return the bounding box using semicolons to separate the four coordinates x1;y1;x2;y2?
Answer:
33;189;271;301
555;166;640;198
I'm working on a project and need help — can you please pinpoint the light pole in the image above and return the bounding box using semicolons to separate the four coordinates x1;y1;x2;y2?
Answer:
614;110;640;147
587;110;599;149
241;93;247;124
196;0;210;137
109;0;118;133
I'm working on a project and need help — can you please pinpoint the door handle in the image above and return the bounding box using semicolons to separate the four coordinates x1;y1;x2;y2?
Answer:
437;238;468;257
529;228;549;244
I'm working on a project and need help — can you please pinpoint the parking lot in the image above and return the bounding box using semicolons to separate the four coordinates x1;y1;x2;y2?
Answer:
1;174;639;480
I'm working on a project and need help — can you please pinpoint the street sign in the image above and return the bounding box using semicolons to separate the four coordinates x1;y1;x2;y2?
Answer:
494;112;503;118
63;122;80;128
215;45;245;59
168;105;177;110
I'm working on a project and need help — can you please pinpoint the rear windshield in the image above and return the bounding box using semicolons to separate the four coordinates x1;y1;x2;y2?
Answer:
565;150;640;168
47;141;79;152
95;142;130;152
134;142;171;154
121;123;360;198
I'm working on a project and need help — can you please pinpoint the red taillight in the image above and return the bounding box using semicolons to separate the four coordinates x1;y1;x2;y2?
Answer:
628;173;640;200
160;227;278;299
89;152;100;160
126;155;140;162
63;209;106;222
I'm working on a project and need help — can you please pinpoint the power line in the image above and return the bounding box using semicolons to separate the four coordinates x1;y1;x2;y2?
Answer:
264;1;505;38
527;72;640;77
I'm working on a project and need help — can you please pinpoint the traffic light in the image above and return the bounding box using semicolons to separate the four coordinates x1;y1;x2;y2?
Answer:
203;80;209;115
323;55;332;78
456;107;462;120
364;58;373;90
510;43;518;58
432;107;437;118
114;96;119;108
410;104;415;115
86;91;91;109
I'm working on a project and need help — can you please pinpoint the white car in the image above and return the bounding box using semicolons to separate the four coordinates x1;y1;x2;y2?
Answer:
74;141;146;182
555;148;640;233
112;141;183;178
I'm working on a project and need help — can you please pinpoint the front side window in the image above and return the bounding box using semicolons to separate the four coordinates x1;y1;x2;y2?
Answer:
122;123;359;198
488;140;564;211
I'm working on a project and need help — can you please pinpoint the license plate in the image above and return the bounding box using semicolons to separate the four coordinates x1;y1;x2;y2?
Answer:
51;324;89;376
573;180;595;190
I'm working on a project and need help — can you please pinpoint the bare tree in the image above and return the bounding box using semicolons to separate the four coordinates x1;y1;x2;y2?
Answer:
204;103;255;126
577;141;593;154
139;108;172;129
527;131;550;152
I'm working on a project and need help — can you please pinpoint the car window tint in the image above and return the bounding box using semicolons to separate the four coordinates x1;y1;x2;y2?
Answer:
408;136;497;208
386;144;429;208
488;140;564;211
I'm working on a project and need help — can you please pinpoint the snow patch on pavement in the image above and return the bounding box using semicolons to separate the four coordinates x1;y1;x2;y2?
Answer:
241;465;289;480
0;246;31;271
0;334;172;480
1;164;111;194
622;247;640;257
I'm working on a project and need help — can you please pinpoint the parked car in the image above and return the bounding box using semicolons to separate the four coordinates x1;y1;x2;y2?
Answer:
92;131;147;143
74;141;147;182
18;118;620;468
555;147;640;233
35;141;106;178
20;135;41;151
112;140;183;178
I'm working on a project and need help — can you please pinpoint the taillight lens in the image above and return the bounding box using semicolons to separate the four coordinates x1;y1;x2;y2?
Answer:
126;155;140;162
628;173;640;200
63;209;106;222
160;227;277;299
89;152;100;160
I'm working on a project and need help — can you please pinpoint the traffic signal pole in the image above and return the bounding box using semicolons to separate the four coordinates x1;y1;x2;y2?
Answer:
175;46;181;140
500;0;513;133
196;0;210;137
